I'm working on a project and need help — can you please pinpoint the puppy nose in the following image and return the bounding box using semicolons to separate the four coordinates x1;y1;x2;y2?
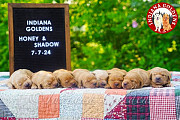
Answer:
156;77;161;83
93;83;97;86
25;83;30;88
72;83;77;87
156;77;161;80
114;83;119;86
101;83;106;86
55;83;60;88
123;82;128;86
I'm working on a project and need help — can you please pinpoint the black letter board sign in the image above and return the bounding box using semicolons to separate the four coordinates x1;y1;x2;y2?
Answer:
8;3;71;75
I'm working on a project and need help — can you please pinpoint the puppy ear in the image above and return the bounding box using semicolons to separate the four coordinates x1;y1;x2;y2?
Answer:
70;72;74;77
166;71;171;82
121;70;127;75
149;72;152;80
57;78;61;84
139;80;143;88
122;72;126;77
77;80;83;88
106;76;109;81
30;73;35;79
92;72;95;76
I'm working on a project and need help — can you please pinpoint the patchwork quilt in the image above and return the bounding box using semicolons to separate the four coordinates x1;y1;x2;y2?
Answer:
0;72;180;120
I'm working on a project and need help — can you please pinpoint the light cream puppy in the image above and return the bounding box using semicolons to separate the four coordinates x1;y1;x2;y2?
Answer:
92;70;108;88
72;69;97;88
31;71;59;89
53;69;77;88
7;69;33;89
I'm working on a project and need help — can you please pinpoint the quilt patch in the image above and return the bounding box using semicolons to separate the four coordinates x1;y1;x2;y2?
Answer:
104;89;127;119
82;93;104;119
0;90;39;118
125;89;150;120
59;89;83;120
38;94;60;118
0;99;14;117
149;89;176;120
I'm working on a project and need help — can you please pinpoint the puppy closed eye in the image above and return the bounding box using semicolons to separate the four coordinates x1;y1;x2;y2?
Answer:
18;83;22;86
130;80;135;82
46;81;52;86
161;74;165;76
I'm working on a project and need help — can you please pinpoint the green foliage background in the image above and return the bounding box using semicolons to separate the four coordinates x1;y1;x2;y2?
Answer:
0;0;179;71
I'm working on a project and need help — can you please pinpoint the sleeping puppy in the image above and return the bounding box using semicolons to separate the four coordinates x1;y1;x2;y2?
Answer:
122;68;150;89
149;67;171;88
109;68;127;75
7;69;33;89
53;69;77;88
31;71;60;89
72;69;97;88
107;68;127;89
92;70;108;88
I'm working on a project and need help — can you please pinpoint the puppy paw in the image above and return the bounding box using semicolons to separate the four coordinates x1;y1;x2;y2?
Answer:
31;84;38;89
104;84;111;89
152;85;163;88
165;84;171;87
7;82;16;89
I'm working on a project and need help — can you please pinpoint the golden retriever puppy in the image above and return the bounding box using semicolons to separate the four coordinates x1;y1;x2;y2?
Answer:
31;71;60;89
107;68;127;89
149;67;171;88
72;69;97;88
53;69;77;88
163;14;172;31
122;68;150;89
7;69;33;89
92;70;108;88
109;68;127;75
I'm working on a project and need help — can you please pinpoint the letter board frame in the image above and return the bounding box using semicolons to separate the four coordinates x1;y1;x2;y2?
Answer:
8;3;71;75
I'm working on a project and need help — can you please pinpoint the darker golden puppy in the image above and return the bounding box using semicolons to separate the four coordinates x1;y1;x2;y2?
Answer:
31;71;60;89
7;69;33;89
149;67;171;88
122;68;150;89
163;14;172;31
53;69;77;88
107;68;127;89
72;69;97;88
